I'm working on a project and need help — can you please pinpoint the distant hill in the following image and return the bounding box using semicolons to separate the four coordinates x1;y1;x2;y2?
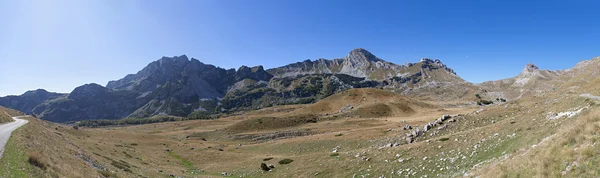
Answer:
0;89;64;114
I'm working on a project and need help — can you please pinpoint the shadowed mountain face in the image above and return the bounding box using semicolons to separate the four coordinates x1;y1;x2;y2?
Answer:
0;89;65;114
0;48;473;122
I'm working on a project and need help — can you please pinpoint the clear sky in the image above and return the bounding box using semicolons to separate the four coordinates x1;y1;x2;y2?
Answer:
1;0;599;96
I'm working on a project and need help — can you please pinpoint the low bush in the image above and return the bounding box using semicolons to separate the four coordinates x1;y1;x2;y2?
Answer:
77;114;213;128
28;152;46;170
278;158;294;164
477;100;494;105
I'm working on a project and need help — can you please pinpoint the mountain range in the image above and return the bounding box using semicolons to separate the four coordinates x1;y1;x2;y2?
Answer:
1;48;596;122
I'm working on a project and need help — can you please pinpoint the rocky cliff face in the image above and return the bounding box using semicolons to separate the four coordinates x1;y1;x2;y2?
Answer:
267;48;409;80
27;55;274;122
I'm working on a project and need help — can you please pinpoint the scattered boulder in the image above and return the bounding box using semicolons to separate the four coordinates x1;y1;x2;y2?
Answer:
406;137;413;144
411;128;423;137
423;124;431;131
403;124;412;130
437;124;448;130
442;115;451;121
260;163;271;172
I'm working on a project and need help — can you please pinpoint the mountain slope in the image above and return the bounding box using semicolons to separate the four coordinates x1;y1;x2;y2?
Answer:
0;89;64;114
267;48;459;81
2;48;471;122
32;84;145;122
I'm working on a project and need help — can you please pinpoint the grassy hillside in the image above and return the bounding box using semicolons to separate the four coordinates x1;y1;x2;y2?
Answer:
471;103;600;177
0;116;102;177
0;106;23;124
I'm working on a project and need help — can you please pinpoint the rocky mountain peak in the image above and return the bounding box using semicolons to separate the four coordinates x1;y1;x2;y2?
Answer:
22;89;50;96
346;48;382;63
418;58;457;75
519;63;540;76
157;55;190;68
236;65;273;81
525;63;539;70
68;83;109;100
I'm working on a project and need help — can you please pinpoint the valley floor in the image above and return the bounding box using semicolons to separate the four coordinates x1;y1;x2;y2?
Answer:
1;89;599;178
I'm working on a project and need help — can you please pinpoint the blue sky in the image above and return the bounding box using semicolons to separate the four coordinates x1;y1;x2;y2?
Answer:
1;0;599;96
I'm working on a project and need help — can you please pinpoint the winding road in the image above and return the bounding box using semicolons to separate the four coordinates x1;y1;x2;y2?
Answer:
0;117;28;159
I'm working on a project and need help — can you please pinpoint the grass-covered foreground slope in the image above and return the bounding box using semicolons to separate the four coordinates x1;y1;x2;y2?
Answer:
0;106;23;124
471;108;600;177
0;116;101;178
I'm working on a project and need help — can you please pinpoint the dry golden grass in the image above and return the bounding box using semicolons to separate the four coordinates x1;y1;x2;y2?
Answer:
471;106;600;178
3;83;600;177
0;116;103;177
0;106;23;123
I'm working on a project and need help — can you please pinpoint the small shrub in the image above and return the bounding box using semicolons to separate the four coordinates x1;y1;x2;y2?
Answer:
98;170;118;177
278;158;294;164
111;160;132;173
330;153;340;156
478;100;494;105
28;152;46;170
334;133;343;137
263;157;273;161
72;125;79;130
438;137;450;141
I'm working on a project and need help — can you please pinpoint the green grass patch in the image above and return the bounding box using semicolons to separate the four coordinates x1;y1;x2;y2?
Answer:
0;127;36;177
334;133;343;137
438;137;450;141
77;114;213;128
330;153;340;157
168;151;196;172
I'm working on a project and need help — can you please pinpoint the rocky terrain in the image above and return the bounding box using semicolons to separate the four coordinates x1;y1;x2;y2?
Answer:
0;48;471;122
0;49;596;124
